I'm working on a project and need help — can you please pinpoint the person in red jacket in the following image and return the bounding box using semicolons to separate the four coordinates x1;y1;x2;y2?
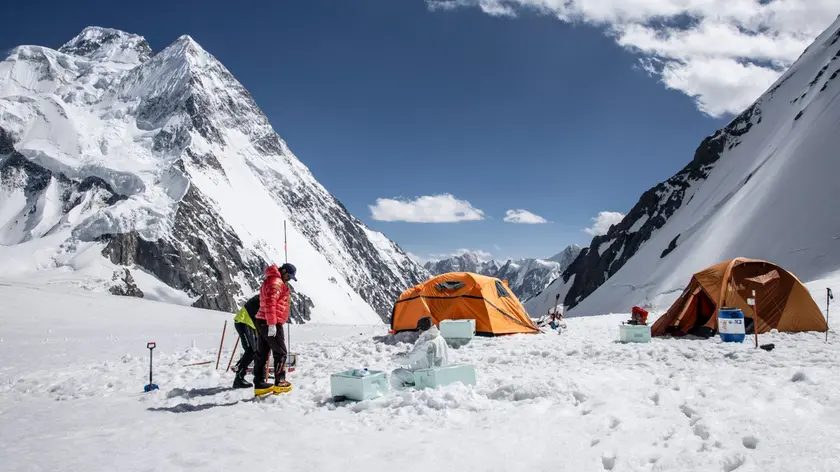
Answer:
253;262;297;396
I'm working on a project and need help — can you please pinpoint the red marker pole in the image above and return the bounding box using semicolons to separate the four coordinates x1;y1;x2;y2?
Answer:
215;320;227;370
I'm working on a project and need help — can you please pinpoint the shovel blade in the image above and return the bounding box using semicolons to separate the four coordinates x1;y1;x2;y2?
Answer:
144;383;159;392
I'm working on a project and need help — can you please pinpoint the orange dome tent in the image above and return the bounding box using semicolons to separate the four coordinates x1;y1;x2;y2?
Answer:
652;258;827;337
390;272;539;336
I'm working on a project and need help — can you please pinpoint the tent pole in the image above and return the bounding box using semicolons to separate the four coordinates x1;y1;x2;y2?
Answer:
827;288;832;343
752;290;758;349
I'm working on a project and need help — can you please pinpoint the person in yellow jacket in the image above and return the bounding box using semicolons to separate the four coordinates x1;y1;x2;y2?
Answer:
231;294;260;388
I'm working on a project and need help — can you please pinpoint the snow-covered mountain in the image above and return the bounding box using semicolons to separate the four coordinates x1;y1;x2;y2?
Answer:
547;245;581;270
423;251;501;277
424;245;581;304
0;26;429;324
526;16;840;318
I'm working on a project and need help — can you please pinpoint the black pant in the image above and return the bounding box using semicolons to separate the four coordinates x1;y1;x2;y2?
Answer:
254;318;287;385
233;322;257;376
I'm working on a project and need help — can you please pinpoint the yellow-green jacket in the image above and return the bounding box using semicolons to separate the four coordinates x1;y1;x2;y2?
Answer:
233;294;260;330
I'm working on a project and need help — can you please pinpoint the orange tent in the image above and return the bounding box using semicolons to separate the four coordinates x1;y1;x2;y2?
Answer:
390;272;539;336
652;258;827;337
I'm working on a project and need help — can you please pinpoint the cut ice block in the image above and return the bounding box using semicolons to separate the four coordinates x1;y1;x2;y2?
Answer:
412;364;477;389
619;324;651;343
439;319;476;347
330;369;389;401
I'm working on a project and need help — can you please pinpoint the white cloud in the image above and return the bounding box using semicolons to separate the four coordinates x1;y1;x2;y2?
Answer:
584;211;625;236
369;194;485;223
503;209;549;224
406;252;425;263
426;0;839;117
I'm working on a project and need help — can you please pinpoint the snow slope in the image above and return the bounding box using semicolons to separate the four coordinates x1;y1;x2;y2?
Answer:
528;16;840;318
0;27;427;324
1;280;838;471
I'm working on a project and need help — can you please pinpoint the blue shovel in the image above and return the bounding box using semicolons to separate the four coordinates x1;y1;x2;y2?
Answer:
144;342;159;392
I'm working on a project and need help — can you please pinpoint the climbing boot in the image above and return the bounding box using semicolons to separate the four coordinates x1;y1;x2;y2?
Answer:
254;381;275;397
272;380;292;394
233;371;252;389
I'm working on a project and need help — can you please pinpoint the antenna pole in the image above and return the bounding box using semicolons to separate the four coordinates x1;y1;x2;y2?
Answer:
284;220;291;368
827;288;833;343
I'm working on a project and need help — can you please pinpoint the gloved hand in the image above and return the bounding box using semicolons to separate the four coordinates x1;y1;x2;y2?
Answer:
267;324;277;337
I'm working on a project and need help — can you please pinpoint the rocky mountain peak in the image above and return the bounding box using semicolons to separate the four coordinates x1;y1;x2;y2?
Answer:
1;27;427;325
548;244;582;266
59;26;152;65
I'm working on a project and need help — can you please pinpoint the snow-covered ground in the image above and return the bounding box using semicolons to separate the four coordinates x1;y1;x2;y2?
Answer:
1;280;839;472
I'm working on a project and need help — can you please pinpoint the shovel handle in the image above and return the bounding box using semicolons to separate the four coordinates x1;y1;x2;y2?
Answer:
147;342;156;350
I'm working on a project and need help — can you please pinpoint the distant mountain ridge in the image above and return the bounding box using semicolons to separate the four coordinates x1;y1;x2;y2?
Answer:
424;245;581;304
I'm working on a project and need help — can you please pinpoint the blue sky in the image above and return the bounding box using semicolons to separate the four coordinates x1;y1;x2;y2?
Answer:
1;0;833;262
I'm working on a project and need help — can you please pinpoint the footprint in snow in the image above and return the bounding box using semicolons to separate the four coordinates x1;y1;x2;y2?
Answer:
650;392;660;405
601;454;616;470
680;403;697;419
722;454;746;472
791;371;808;382
742;435;759;449
692;423;711;441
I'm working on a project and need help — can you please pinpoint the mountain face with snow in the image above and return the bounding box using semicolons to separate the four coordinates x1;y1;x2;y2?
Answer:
526;16;840;318
424;245;581;305
0;27;428;324
423;252;500;277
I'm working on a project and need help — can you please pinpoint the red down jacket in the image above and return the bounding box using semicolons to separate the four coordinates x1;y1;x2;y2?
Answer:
256;265;290;326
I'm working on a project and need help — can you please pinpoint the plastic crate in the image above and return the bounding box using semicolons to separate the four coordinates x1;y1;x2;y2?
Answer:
330;370;389;401
413;364;477;389
619;324;651;343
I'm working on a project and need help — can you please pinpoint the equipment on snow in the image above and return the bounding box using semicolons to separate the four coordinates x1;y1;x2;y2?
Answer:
225;337;240;372
144;342;159;392
628;306;649;326
284;220;298;374
254;382;293;397
749;290;759;348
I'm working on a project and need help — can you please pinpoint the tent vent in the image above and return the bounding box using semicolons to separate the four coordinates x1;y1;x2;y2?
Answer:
495;280;511;298
435;281;466;291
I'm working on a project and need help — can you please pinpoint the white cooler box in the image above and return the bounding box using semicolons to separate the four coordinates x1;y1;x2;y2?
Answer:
439;319;476;346
619;324;651;343
330;369;389;401
413;364;477;390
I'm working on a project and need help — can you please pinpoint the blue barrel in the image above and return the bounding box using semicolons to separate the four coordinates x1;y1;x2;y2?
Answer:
718;308;745;342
